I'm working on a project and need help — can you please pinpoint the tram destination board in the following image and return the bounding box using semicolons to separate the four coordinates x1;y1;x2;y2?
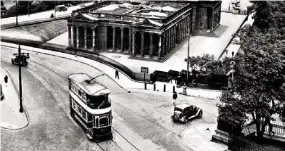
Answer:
141;67;149;74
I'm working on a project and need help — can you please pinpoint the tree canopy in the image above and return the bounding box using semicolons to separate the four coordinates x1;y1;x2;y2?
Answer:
217;1;285;138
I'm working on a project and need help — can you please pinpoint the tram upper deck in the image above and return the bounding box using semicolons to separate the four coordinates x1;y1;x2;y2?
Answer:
69;73;110;96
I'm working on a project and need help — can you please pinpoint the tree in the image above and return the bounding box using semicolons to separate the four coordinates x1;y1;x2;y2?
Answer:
217;24;285;139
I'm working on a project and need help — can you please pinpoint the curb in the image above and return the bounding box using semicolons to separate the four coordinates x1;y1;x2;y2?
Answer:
1;67;30;130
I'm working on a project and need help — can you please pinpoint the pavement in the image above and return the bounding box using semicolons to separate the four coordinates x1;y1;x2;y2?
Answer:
0;67;28;129
219;12;255;60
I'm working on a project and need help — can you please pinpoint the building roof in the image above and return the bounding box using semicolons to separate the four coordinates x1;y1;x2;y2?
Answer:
71;1;192;29
69;73;111;96
90;1;184;20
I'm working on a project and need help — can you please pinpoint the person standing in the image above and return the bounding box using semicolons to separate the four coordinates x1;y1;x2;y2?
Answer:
173;91;177;100
115;70;119;79
4;75;8;87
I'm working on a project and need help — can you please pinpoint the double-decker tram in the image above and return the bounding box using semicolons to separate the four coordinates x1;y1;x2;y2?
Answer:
68;73;112;140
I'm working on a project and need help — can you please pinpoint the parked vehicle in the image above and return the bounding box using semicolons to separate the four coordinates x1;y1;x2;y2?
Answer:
172;104;203;123
1;5;7;18
11;53;30;66
150;70;168;83
55;5;67;12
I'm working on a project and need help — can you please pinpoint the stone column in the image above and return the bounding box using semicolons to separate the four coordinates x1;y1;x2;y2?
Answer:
182;21;184;40
76;26;79;48
158;35;162;59
172;27;174;48
167;29;171;53
173;25;177;46
92;26;96;50
140;32;144;57
169;27;172;49
180;22;183;42
129;28;132;54
161;33;165;57
149;33;153;57
112;27;116;52
192;7;197;35
132;31;136;56
68;25;71;47
120;27;124;52
210;8;214;31
184;20;187;39
84;26;87;50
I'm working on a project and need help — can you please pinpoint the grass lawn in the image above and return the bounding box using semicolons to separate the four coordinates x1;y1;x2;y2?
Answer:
3;19;67;43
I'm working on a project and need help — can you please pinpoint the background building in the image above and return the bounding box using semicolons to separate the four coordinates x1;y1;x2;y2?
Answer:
67;1;221;61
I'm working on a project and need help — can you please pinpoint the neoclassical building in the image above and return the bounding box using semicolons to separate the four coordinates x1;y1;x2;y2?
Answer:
67;1;221;61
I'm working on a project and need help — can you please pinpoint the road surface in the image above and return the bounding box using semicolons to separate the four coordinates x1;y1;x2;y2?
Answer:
1;45;225;151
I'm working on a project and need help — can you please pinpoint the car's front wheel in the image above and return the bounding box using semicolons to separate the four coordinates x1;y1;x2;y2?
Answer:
182;116;188;124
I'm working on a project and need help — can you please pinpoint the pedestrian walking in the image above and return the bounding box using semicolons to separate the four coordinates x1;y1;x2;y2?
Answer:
115;70;119;79
50;13;54;18
269;121;275;136
4;75;8;87
173;91;177;100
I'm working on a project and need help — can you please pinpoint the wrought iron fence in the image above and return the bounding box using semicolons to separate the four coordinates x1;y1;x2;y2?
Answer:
228;134;268;151
264;124;285;137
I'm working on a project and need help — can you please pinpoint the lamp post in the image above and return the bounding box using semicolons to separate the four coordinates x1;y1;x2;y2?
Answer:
18;45;23;113
72;12;76;55
186;29;190;87
16;0;18;27
27;0;30;16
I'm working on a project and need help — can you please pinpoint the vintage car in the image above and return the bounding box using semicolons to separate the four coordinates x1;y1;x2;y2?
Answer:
55;5;67;12
172;104;203;123
11;53;29;66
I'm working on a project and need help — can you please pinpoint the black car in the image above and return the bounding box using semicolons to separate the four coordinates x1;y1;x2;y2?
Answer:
11;53;30;66
172;104;203;123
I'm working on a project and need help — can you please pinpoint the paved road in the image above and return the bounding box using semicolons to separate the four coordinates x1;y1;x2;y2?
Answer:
1;45;225;151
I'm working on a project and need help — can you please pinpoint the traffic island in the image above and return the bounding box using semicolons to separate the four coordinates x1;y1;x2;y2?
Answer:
0;68;29;130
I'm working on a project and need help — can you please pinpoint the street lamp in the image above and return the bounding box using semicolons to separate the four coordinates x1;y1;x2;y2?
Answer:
186;28;191;87
15;0;18;27
18;45;24;113
27;0;30;16
72;12;77;55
